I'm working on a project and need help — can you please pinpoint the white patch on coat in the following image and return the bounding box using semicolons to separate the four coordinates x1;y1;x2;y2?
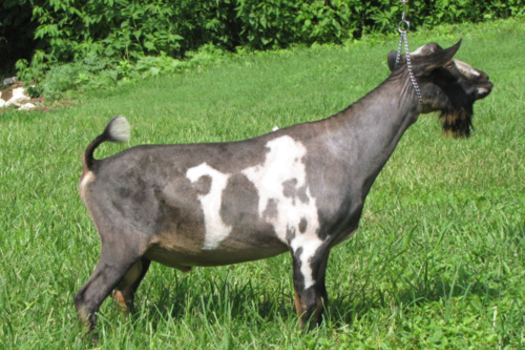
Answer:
186;163;232;250
79;171;95;202
243;136;322;289
454;59;480;77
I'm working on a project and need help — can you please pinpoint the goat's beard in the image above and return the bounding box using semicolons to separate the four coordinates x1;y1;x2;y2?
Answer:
440;106;473;138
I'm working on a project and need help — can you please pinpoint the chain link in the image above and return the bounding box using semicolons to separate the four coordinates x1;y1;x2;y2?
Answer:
393;0;424;109
401;31;424;108
394;30;404;68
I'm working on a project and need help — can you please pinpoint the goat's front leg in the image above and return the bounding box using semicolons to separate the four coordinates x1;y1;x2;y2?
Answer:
290;247;330;329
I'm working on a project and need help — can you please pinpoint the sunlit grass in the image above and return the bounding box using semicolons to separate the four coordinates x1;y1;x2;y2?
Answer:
0;18;524;349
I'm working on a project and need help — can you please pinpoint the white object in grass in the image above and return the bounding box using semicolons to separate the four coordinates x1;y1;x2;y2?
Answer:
18;103;36;111
6;87;30;107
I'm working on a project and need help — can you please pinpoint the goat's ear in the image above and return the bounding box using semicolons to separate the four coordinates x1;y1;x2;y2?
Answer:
387;50;398;71
414;39;462;75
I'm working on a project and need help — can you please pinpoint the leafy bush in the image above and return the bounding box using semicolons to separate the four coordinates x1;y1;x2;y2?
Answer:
25;0;524;65
24;44;227;100
8;0;525;65
29;0;238;61
3;0;524;95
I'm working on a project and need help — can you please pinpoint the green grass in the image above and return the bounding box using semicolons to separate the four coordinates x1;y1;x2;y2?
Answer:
1;18;525;349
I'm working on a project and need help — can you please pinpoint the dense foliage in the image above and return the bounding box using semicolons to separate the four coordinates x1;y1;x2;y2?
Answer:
2;0;523;65
1;0;523;98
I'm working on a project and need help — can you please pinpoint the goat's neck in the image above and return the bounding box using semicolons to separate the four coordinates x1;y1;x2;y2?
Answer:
329;77;420;196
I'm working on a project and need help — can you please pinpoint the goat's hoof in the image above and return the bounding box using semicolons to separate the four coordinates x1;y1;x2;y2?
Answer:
90;332;99;345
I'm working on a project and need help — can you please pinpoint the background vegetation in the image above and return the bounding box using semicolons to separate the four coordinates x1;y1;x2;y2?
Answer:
0;18;524;348
1;0;524;88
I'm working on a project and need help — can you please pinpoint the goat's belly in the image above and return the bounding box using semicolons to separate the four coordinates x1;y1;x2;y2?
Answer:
144;242;288;270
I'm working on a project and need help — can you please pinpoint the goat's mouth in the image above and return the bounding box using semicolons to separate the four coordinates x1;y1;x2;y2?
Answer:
470;81;494;101
475;82;493;100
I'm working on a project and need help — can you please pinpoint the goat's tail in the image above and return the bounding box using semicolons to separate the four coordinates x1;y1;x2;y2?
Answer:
82;116;130;173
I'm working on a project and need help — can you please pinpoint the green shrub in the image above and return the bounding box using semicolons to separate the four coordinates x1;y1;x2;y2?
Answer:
3;0;524;93
28;44;227;100
28;0;238;61
7;0;524;67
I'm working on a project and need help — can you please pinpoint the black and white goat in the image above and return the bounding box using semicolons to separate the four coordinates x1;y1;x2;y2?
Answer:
75;41;492;334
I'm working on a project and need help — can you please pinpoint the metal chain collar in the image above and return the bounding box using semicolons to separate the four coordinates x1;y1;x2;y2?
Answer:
394;0;424;109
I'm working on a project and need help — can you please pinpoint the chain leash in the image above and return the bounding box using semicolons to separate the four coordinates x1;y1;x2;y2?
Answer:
394;0;424;109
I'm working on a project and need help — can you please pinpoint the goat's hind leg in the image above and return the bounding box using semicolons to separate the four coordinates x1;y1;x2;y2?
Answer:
112;257;151;311
74;241;145;339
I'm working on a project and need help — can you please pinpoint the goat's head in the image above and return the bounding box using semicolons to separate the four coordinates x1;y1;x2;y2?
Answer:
388;40;493;137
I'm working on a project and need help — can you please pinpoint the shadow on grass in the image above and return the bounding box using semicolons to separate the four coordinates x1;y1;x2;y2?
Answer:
128;270;502;329
327;277;502;326
126;224;525;329
135;276;295;328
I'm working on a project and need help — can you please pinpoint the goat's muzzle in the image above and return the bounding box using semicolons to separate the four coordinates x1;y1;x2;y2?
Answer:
475;81;493;100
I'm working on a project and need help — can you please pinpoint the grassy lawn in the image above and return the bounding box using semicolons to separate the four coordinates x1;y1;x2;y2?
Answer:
1;18;524;349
